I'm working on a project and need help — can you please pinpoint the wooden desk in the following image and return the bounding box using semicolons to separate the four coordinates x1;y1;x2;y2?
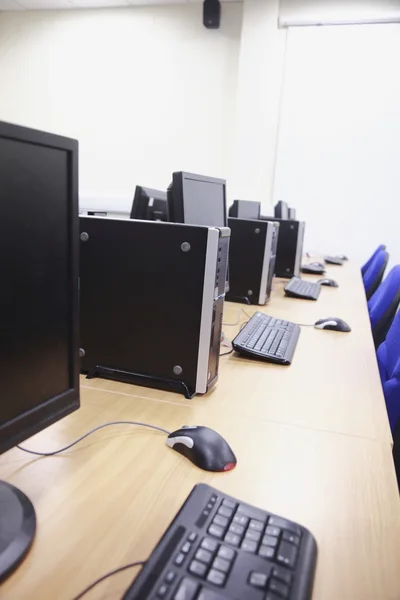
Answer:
0;261;399;600
83;261;392;444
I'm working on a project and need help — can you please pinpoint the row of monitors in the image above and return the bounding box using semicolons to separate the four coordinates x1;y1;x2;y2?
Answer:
130;175;296;226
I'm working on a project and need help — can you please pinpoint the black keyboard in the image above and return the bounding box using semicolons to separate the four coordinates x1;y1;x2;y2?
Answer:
324;256;344;266
231;312;300;365
123;484;318;600
301;265;325;275
284;278;321;301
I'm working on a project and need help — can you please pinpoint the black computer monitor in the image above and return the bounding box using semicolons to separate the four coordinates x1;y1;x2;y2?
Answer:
167;171;227;227
130;186;168;222
274;200;289;220
288;207;297;220
229;200;261;220
0;121;80;581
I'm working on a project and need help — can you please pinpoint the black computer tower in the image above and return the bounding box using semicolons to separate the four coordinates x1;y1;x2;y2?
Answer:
261;218;305;279
226;218;279;305
79;217;230;398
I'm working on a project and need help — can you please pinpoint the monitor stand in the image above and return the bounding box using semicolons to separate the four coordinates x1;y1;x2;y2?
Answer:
0;481;36;582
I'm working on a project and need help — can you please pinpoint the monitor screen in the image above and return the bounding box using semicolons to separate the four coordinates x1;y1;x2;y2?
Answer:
168;172;227;228
236;200;261;220
182;177;226;227
0;121;80;455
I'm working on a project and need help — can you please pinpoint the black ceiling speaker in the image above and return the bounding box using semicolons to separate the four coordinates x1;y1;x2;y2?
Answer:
203;0;221;29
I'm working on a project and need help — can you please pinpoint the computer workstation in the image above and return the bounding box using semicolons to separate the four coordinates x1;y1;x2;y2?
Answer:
1;121;321;600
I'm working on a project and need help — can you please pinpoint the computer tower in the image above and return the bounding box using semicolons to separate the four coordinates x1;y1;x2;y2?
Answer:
226;218;279;305
79;217;230;398
261;218;305;279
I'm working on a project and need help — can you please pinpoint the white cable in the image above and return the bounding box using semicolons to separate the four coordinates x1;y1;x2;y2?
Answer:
17;421;171;457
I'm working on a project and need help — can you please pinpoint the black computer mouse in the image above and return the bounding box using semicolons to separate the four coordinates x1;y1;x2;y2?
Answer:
318;278;339;288
310;262;325;269
166;426;237;472
314;317;351;332
337;255;348;261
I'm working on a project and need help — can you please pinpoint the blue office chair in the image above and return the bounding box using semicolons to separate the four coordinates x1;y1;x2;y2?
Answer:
377;310;400;490
363;249;389;300
368;265;400;349
361;244;386;276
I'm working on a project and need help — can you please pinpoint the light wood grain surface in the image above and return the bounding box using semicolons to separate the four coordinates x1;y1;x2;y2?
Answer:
83;261;392;444
1;386;399;600
0;260;399;600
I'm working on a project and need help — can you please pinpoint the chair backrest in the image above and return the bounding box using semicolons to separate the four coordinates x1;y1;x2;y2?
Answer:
363;250;389;300
377;309;400;432
368;265;400;349
377;309;400;491
361;244;386;276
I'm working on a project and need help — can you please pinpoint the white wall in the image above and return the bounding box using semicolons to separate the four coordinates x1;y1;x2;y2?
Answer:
0;4;242;211
230;0;286;209
273;24;400;266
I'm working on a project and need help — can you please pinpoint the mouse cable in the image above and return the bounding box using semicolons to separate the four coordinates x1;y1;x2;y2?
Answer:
17;421;171;457
70;560;146;600
223;308;246;327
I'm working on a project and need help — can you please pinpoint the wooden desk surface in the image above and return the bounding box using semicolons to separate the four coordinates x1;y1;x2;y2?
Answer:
83;261;392;444
1;386;400;600
0;260;399;600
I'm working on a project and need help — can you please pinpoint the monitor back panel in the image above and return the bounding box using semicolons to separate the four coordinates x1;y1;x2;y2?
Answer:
79;217;226;398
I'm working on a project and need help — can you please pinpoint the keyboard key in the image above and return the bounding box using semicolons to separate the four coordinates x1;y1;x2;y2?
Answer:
173;578;200;600
188;532;197;543
222;498;236;509
268;516;301;536
265;593;282;600
198;589;227;600
259;545;275;559
228;523;245;536
282;531;300;546
218;506;234;519
233;514;249;527
249;519;264;532
181;542;191;554
224;532;241;546
212;557;230;573
268;578;290;598
245;529;262;542
236;504;266;521
174;553;185;566
157;584;168;597
208;524;224;539
165;571;176;584
277;541;298;569
241;539;258;553
195;549;213;565
217;546;235;561
188;560;208;578
213;515;229;528
249;572;268;589
265;526;281;537
272;566;293;586
262;535;278;547
200;538;219;553
207;569;226;586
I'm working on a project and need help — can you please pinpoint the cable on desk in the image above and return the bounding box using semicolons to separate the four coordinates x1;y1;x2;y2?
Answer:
17;421;171;456
222;309;243;327
220;346;234;356
70;560;146;600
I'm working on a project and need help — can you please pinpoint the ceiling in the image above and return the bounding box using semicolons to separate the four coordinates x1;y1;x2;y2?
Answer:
0;0;240;9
